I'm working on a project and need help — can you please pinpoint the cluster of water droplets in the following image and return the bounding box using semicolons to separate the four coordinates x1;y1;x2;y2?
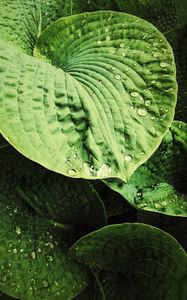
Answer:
135;183;185;215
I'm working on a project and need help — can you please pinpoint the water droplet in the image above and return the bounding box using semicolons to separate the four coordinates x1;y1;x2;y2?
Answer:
124;154;133;162
15;226;21;235
43;280;48;288
106;36;111;42
20;249;24;253
31;251;36;259
137;108;148;117
38;248;42;253
97;40;102;45
10;282;16;287
120;43;125;48
48;242;54;249
155;203;161;209
145;100;151;107
97;163;111;177
160;62;169;68
13;248;17;254
83;162;96;176
153;42;159;47
114;74;121;80
54;281;59;286
68;169;77;176
130;91;140;98
153;52;159;58
48;255;54;262
122;52;126;57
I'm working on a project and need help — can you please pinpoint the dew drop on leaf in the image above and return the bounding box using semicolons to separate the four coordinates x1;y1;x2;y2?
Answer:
97;163;111;177
145;100;151;107
15;226;21;235
130;91;140;98
68;169;77;176
125;154;133;162
31;251;36;259
160;62;169;68
137;108;148;117
43;280;49;288
114;74;121;80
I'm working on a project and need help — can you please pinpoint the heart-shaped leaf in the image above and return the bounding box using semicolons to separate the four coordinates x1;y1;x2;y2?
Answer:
0;140;106;300
0;11;177;181
71;223;187;300
104;121;187;216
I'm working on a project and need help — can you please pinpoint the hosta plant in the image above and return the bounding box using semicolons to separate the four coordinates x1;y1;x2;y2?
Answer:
0;1;186;299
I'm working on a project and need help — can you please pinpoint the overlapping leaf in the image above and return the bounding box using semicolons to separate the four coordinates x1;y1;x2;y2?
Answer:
0;0;118;54
104;121;187;216
0;11;177;181
0;139;106;300
166;25;187;122
71;223;187;300
115;0;187;32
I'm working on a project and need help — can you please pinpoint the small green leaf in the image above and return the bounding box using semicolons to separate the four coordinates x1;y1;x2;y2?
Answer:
0;141;107;300
71;223;187;300
104;121;187;216
0;11;177;181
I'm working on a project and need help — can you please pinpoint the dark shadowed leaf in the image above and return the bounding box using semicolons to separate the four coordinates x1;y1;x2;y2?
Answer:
0;139;107;300
115;0;187;32
71;223;187;300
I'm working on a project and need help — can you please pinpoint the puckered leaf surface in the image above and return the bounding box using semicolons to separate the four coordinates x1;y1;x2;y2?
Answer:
71;223;187;300
0;11;177;181
0;139;106;300
104;121;187;216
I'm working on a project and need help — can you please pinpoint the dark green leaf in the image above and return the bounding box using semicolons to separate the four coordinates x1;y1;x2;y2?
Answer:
115;0;187;32
0;140;107;299
166;25;187;122
71;223;187;300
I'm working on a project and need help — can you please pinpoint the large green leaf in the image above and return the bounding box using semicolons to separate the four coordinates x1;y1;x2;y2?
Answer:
104;121;187;216
115;0;187;32
0;140;106;300
71;223;187;300
0;11;177;181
